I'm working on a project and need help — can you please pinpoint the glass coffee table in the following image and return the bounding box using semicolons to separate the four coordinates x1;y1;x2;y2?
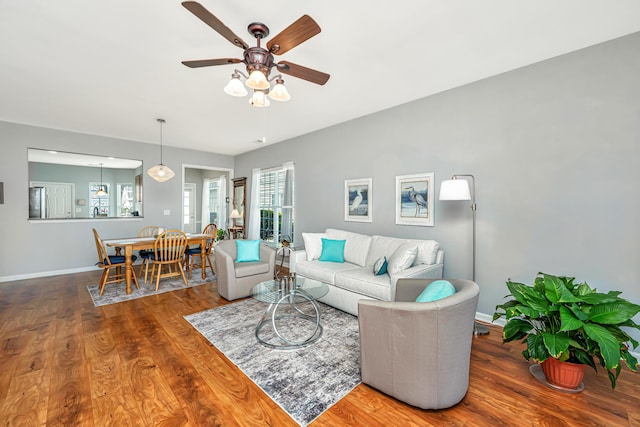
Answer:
251;276;329;349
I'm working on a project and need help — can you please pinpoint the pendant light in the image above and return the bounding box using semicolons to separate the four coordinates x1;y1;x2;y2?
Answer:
95;163;108;196
147;118;175;182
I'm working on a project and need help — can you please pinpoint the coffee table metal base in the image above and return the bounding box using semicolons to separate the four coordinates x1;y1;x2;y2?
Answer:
255;290;323;349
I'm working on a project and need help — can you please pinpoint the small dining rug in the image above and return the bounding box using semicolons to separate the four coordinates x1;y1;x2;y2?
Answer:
184;298;361;426
87;270;215;307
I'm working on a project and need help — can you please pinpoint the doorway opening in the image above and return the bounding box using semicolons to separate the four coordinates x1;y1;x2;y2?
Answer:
182;165;232;235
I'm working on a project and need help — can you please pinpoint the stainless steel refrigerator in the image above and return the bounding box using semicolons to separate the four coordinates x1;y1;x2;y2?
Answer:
29;187;47;218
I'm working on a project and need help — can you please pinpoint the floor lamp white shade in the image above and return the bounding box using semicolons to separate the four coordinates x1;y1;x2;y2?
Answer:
439;174;488;335
439;179;471;201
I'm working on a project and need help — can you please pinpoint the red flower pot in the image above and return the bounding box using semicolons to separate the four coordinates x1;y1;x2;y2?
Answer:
541;357;586;389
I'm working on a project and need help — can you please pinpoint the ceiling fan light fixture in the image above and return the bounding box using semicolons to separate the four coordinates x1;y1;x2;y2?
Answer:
147;118;175;183
249;90;270;107
224;73;248;97
246;69;270;90
269;78;290;101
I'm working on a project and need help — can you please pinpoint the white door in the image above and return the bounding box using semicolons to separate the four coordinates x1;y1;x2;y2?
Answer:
183;183;197;233
31;181;74;218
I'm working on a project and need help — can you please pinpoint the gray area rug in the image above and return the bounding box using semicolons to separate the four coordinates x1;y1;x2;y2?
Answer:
184;298;361;426
87;269;215;307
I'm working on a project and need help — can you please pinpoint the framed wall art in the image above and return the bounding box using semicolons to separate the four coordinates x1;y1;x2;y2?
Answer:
395;172;434;226
344;178;372;222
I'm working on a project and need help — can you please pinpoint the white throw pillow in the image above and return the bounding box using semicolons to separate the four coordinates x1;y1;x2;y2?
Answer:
387;244;418;275
302;232;328;261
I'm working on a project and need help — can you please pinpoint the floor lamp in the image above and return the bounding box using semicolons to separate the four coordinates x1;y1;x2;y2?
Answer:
439;174;490;336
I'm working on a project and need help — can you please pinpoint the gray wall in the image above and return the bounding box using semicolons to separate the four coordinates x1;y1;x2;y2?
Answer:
0;122;234;279
234;33;640;329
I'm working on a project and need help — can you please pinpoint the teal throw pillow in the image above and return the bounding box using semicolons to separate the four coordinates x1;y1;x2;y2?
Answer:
236;239;260;263
415;280;456;302
319;238;346;263
373;257;388;275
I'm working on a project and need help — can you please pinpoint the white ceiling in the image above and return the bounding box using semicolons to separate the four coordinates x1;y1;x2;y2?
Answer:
2;1;639;156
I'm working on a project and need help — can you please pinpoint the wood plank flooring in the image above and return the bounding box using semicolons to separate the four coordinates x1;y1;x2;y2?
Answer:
1;271;639;426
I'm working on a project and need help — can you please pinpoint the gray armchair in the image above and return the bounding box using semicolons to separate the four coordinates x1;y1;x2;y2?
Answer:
214;239;276;301
358;278;480;409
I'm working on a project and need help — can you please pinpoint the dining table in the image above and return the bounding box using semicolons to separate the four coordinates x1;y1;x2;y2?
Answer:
103;233;213;294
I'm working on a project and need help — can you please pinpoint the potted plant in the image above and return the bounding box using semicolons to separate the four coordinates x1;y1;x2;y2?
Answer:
215;228;227;242
493;272;640;389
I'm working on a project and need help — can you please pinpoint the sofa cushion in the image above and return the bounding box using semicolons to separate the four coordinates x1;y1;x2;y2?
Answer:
415;280;456;302
326;228;371;267
234;261;270;278
366;235;439;267
296;260;361;285
319;238;346;263
302;232;328;261
373;257;388;275
387;244;418;275
334;268;392;301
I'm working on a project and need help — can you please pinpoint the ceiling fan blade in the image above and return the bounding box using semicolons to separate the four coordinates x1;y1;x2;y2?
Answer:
278;61;330;85
182;58;242;68
267;15;321;55
182;1;249;49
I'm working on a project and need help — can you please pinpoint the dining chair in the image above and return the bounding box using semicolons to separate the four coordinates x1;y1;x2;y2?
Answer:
185;223;217;279
93;228;139;296
148;229;188;291
137;225;159;282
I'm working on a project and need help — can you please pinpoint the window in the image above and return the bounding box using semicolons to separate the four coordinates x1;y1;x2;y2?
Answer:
89;182;110;217
208;181;221;224
259;163;294;244
117;183;134;216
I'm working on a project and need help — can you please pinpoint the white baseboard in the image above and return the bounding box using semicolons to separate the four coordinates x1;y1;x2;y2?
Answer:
476;312;640;360
0;266;100;283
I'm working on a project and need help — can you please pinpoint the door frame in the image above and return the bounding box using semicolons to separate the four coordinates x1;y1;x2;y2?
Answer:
183;182;197;233
182;164;234;233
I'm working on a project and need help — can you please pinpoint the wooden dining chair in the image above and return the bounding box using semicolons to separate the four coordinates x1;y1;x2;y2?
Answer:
148;229;188;291
137;225;160;281
93;228;140;296
185;223;217;279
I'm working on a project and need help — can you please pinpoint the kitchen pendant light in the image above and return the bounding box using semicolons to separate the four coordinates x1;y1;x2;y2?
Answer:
147;118;175;183
95;163;108;196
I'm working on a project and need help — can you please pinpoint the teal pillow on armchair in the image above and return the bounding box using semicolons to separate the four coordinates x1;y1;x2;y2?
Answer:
236;239;260;263
416;280;456;302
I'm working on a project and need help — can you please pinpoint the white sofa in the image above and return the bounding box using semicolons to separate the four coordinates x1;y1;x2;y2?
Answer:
293;229;444;316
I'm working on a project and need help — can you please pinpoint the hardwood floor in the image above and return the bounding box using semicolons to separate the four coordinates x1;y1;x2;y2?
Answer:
1;271;639;426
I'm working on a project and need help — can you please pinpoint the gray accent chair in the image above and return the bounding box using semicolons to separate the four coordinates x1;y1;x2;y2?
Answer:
358;278;480;409
214;239;276;301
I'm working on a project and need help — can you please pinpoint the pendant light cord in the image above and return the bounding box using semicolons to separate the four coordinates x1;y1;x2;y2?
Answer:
158;118;165;165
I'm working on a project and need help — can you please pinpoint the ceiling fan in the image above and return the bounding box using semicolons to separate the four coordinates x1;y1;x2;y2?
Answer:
181;1;330;104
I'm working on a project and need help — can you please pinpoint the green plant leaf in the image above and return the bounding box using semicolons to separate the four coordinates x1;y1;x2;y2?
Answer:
543;274;582;303
559;306;583;331
503;319;532;342
526;334;549;361
541;331;570;358
576;283;595;296
580;292;622;305
567;303;589;321
573;348;596;369
621;350;638;372
505;281;529;305
583;323;621;371
588;301;640;324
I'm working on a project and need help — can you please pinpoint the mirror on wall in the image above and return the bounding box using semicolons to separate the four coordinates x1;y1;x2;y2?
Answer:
28;148;143;219
231;177;246;239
